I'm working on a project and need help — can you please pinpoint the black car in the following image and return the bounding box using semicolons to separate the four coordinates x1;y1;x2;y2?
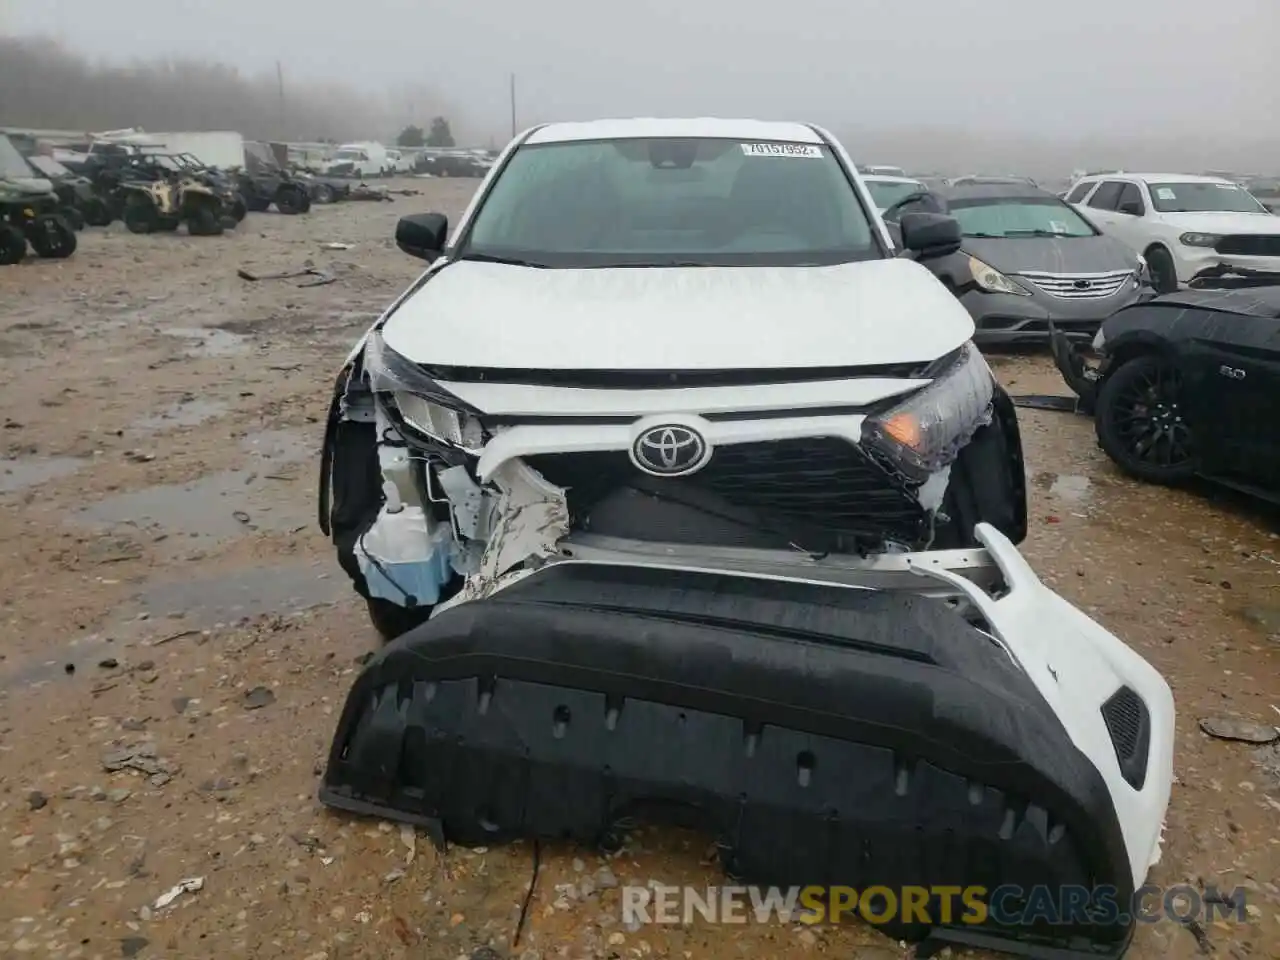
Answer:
883;184;1151;346
1051;270;1280;503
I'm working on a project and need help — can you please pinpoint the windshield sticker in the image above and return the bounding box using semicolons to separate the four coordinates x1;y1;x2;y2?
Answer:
1049;221;1069;233
740;143;823;158
1154;187;1176;200
1214;182;1239;190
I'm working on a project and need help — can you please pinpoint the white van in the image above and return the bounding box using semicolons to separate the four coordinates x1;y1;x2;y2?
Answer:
325;142;389;179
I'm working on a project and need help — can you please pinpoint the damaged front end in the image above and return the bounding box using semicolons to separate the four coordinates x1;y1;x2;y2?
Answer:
320;330;1027;631
314;330;1178;957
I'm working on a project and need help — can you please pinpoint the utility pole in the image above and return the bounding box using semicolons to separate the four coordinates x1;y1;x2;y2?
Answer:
509;73;517;138
276;61;286;133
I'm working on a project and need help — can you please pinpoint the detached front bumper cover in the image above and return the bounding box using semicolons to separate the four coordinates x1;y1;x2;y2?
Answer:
320;529;1171;959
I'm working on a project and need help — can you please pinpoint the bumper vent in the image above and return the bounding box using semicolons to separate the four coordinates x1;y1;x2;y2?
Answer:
1214;234;1280;257
1100;685;1151;790
1018;270;1134;299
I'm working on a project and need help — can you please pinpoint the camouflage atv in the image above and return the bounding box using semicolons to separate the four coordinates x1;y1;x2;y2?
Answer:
0;138;77;265
119;163;231;236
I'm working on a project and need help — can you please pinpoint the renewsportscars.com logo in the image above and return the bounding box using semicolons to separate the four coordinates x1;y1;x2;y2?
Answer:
621;884;1249;927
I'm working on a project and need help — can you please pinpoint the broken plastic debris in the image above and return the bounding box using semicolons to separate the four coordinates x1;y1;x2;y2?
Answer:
320;242;352;250
153;876;204;910
400;823;416;864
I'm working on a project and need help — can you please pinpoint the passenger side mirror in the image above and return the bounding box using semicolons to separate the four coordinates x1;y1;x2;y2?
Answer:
395;212;448;260
1117;200;1143;217
898;212;962;259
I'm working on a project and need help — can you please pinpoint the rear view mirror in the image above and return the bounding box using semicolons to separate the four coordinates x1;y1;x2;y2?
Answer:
396;212;448;260
899;212;962;259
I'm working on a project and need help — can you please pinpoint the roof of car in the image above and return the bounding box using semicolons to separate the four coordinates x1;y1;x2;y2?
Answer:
524;118;824;145
936;183;1060;202
862;174;922;184
1080;172;1235;184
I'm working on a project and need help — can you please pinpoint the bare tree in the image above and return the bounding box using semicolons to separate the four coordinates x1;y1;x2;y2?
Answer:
0;36;458;143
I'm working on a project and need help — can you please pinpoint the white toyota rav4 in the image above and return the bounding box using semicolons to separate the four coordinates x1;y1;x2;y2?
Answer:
317;122;1174;923
320;117;1035;637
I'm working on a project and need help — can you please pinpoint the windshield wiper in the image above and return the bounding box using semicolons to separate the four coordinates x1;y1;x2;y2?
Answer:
963;232;1006;238
455;251;549;268
1002;229;1078;238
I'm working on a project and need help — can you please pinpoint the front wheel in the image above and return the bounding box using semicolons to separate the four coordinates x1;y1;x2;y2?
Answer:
1095;353;1197;484
229;198;247;222
274;186;308;215
365;597;432;643
26;214;77;259
123;195;158;234
312;183;335;204
61;206;86;231
1146;247;1178;294
82;197;113;227
0;224;26;265
187;204;224;236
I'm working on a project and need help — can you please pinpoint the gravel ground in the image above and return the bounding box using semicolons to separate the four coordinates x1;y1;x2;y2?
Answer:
0;179;1277;960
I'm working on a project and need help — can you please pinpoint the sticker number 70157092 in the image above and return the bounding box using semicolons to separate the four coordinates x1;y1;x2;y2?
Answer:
740;143;823;158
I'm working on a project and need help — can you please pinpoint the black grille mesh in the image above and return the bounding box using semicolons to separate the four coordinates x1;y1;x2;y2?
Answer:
1100;686;1150;790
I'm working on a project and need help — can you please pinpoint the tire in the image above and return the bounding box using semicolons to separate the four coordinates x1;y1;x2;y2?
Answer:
123;195;159;234
1095;353;1197;484
313;183;335;204
26;215;77;259
229;198;247;223
62;207;86;231
0;224;26;265
274;186;307;215
82;198;113;227
365;597;431;643
1146;246;1178;294
187;205;224;236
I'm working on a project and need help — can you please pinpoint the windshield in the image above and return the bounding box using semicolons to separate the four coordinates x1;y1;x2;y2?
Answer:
0;136;35;179
1147;181;1268;214
947;197;1097;238
333;149;363;161
864;179;924;209
27;156;71;178
460;137;881;267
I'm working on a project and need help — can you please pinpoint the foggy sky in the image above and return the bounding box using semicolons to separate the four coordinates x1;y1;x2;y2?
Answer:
7;0;1279;168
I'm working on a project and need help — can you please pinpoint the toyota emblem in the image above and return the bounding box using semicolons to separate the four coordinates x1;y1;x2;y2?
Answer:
1072;279;1093;290
631;424;710;477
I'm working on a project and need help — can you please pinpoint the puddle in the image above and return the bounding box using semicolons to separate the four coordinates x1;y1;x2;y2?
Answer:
124;560;345;627
0;561;346;691
161;326;250;357
0;455;86;494
133;397;230;431
76;470;311;549
241;428;316;464
1048;474;1092;504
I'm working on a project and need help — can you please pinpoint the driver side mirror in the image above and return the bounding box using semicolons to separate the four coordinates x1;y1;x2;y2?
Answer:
395;212;448;260
898;212;962;259
1117;200;1143;217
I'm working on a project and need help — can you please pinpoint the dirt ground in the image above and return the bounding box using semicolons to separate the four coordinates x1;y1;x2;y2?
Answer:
0;178;1277;960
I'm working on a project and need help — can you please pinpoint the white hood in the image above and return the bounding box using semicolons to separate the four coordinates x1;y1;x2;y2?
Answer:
1161;211;1279;233
381;258;974;370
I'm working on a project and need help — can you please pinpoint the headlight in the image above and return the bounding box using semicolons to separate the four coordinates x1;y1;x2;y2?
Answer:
363;330;487;453
966;255;1030;296
1179;232;1220;248
861;342;995;480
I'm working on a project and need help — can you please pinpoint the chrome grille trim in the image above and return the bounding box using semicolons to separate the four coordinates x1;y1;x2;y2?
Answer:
1016;269;1135;300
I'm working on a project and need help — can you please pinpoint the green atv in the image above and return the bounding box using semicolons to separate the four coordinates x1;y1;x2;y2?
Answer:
0;140;77;265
